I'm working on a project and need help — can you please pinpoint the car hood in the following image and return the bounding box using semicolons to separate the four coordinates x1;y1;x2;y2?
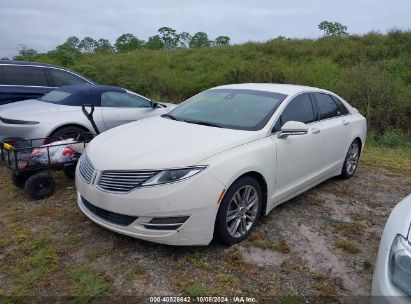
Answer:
86;116;263;170
0;99;79;119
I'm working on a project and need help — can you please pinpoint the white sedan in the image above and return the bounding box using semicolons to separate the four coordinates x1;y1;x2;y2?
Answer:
0;84;175;143
372;194;411;303
75;83;367;246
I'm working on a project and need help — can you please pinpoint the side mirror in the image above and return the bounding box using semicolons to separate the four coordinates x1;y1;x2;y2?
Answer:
278;121;308;139
151;101;159;109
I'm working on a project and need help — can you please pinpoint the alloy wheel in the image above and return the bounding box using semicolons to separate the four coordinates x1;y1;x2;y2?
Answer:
346;141;359;175
226;185;259;238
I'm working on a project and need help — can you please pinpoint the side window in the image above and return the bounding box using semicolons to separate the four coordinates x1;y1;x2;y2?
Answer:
101;91;151;108
0;65;48;86
331;95;349;115
273;93;316;132
49;69;88;87
314;93;340;120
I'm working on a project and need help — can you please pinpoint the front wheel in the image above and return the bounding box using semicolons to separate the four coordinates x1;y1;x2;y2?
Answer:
214;176;262;245
341;140;361;179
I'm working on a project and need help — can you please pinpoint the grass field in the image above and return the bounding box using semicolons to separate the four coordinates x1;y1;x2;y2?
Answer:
0;143;409;301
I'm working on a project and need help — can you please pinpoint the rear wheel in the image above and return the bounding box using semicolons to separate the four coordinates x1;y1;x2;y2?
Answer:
341;140;361;179
24;172;56;200
215;176;262;245
50;126;89;142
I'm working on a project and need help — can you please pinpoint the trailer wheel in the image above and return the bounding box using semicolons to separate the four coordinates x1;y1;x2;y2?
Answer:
63;166;76;179
24;172;56;200
11;174;27;189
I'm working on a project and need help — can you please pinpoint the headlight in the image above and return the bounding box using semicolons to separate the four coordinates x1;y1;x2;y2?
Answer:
0;117;39;124
389;234;411;296
142;166;206;186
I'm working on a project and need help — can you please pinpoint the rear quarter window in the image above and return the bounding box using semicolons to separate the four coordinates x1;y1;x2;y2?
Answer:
0;65;48;86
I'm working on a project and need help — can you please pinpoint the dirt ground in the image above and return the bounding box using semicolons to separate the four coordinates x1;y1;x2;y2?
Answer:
0;147;410;302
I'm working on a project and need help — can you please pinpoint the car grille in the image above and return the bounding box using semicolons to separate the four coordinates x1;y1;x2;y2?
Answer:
98;170;160;193
81;196;137;226
78;154;95;184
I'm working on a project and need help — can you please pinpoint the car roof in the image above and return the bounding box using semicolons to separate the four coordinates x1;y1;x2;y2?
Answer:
42;84;126;107
212;83;328;96
0;60;69;69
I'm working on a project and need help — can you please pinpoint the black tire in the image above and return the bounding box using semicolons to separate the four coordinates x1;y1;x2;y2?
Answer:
50;126;88;142
214;176;262;245
63;166;76;179
341;139;361;180
24;172;56;200
10;174;27;189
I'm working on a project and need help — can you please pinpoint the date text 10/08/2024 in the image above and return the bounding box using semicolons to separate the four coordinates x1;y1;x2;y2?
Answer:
149;296;257;303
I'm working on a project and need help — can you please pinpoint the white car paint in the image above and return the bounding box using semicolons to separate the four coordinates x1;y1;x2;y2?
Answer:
372;194;411;303
0;88;176;142
75;83;367;246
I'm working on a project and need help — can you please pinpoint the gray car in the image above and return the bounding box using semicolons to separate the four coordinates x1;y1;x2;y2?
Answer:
0;84;175;143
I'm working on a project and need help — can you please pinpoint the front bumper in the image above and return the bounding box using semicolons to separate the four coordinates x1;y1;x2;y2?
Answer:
75;166;225;246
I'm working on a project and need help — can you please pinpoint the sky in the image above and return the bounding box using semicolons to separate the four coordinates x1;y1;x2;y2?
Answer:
0;0;410;58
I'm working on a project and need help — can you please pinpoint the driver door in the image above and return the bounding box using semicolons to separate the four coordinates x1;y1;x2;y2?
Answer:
271;93;324;205
100;91;156;129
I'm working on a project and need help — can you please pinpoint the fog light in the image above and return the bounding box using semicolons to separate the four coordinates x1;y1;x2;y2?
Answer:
143;216;189;230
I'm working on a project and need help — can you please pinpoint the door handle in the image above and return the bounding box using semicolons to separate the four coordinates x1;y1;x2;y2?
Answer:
312;128;321;134
343;120;350;126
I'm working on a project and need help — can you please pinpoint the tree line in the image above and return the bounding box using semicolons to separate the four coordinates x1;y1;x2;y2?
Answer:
15;27;231;64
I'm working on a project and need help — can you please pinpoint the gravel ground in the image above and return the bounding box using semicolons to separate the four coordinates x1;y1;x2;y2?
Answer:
0;155;410;301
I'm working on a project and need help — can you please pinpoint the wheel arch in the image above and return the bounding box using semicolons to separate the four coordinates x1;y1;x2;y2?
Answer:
48;123;91;138
224;171;268;217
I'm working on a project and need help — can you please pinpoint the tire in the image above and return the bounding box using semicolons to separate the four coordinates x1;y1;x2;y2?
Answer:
49;126;88;142
341;139;361;179
10;174;27;189
214;176;262;245
24;172;56;200
63;166;76;179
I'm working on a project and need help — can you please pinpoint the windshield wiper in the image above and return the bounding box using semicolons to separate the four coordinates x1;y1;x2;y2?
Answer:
161;114;180;121
183;119;222;128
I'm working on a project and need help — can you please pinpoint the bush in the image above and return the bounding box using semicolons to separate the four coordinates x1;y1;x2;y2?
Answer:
29;31;411;137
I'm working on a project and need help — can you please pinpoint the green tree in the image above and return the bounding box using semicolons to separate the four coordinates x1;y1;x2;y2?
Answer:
146;35;164;50
178;32;192;48
78;37;98;53
158;27;179;50
189;32;211;48
14;46;38;60
214;36;231;46
47;36;81;65
95;38;114;53
318;21;348;36
115;33;144;52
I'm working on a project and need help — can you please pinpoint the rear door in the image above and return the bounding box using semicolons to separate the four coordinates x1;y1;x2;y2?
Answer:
100;91;156;129
311;92;351;170
0;65;52;105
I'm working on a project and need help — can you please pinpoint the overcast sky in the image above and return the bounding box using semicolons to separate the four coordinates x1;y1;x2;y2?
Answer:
0;0;410;58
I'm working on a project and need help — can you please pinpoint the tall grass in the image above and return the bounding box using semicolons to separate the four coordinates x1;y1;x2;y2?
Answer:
33;30;411;136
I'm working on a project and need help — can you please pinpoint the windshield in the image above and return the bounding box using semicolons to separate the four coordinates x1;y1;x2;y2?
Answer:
39;90;72;104
167;89;287;131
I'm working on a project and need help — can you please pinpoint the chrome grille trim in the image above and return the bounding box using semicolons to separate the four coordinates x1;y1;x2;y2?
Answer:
78;154;95;184
98;170;160;193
